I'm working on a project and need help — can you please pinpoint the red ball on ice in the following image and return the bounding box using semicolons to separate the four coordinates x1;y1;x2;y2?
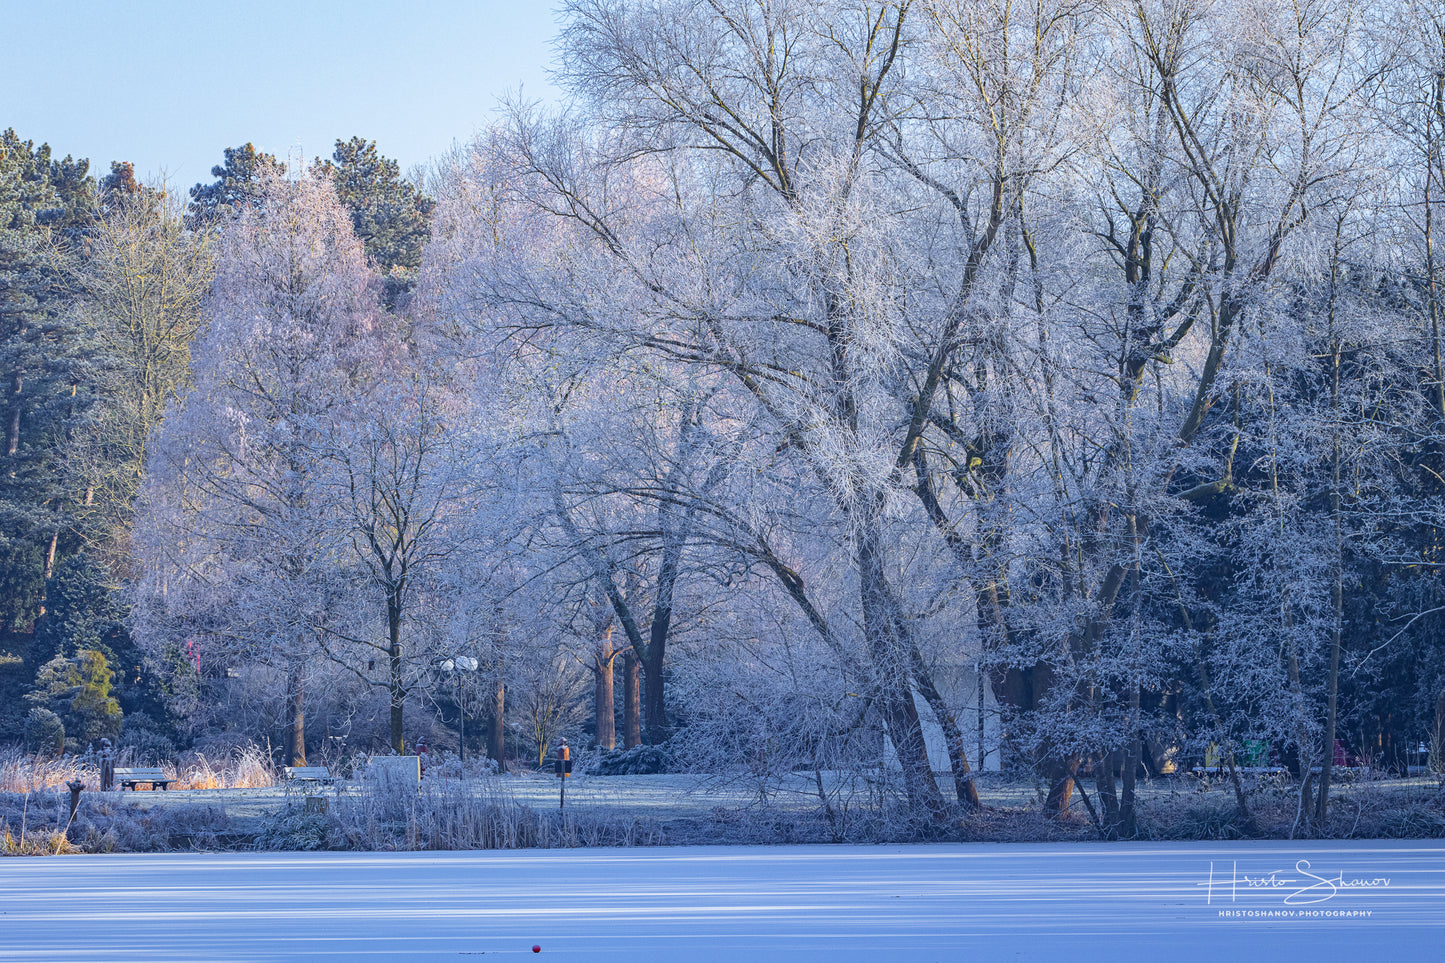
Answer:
532;946;541;954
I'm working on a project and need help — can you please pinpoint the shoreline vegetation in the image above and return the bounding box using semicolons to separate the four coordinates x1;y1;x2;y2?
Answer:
3;749;1441;855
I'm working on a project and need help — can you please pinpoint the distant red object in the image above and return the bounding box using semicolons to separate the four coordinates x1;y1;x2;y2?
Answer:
532;946;541;953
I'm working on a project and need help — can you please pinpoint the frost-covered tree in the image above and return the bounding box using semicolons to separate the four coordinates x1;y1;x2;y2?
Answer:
61;179;212;571
134;169;382;764
318;365;483;754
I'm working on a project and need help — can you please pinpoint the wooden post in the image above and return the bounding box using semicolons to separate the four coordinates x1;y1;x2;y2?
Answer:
66;779;84;838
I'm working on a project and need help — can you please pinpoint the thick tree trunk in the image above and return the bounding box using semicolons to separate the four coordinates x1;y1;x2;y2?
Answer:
487;674;506;767
594;630;617;750
1044;755;1078;815
286;661;306;766
642;641;666;744
858;521;947;823
388;599;404;754
623;650;641;749
642;524;684;744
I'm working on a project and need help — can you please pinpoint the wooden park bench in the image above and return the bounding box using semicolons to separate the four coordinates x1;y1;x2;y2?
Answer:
114;767;174;791
282;766;336;787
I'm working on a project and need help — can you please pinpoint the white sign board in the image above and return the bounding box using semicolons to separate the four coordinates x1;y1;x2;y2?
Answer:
367;755;421;791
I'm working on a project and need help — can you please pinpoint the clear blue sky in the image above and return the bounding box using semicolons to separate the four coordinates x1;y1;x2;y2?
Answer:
2;0;563;190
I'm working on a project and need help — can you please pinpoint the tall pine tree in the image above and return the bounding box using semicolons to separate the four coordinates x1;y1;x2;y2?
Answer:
0;130;96;638
312;137;434;307
185;143;284;230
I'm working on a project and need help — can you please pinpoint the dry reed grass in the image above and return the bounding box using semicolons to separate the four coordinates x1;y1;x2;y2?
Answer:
0;792;78;855
0;750;93;794
0;745;276;793
253;780;668;852
171;747;276;790
0;789;234;854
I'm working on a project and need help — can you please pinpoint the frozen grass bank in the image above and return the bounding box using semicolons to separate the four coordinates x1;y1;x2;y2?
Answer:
3;760;1443;853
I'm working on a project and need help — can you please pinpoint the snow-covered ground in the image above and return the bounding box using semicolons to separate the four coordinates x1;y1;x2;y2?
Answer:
2;841;1441;961
103;770;1441;823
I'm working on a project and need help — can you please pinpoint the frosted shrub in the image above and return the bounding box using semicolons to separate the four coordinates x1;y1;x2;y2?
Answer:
22;709;65;757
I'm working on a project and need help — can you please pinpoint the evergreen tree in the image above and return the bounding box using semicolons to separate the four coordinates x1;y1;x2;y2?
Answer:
34;552;165;726
23;706;63;755
26;647;122;747
0;129;96;636
311;137;434;307
98;161;143;209
185;143;284;230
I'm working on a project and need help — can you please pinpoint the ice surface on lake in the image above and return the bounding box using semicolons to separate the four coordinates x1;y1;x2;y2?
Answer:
2;841;1441;961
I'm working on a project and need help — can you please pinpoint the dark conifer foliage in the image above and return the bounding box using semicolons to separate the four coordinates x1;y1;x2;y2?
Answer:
312;137;435;307
185;143;284;230
0;129;96;637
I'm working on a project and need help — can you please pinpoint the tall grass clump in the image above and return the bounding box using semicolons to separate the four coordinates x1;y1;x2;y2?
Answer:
0;744;275;793
0;791;77;855
0;747;93;793
253;779;666;851
171;745;276;789
1;789;234;854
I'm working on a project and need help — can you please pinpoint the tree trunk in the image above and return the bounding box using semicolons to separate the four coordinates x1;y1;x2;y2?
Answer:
1316;237;1348;826
1096;750;1119;835
487;674;506;767
642;640;666;745
37;529;58;617
1119;730;1138;837
623;650;641;749
6;331;22;467
286;661;306;766
388;598;404;754
858;520;947;823
642;520;685;744
1044;755;1078;815
594;629;617;750
911;655;980;809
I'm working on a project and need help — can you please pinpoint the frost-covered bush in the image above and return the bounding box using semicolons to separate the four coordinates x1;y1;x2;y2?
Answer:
0;791;232;853
420;751;498;781
117;716;176;765
23;709;65;757
255;805;343;851
590;745;671;775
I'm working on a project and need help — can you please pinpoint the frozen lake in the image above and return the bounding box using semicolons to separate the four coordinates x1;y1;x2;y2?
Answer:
2;841;1442;961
